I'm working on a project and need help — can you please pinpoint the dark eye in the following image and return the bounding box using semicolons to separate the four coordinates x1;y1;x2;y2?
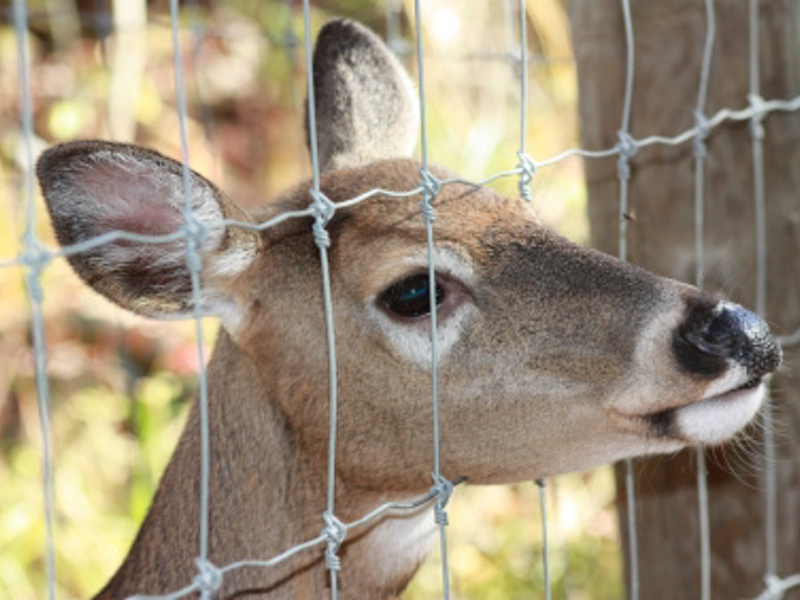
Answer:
380;273;445;318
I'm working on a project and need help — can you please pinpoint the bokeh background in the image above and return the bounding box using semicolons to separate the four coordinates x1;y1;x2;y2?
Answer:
0;1;623;597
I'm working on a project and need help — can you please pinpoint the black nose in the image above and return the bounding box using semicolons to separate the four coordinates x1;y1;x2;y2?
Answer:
674;299;782;379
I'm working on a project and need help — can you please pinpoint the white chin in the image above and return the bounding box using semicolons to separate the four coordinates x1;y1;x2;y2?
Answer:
674;384;765;445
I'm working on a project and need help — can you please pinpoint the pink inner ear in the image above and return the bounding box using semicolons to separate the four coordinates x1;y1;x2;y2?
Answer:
106;203;182;237
79;158;184;237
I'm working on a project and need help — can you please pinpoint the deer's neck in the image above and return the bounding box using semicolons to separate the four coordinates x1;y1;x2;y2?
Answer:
96;332;435;599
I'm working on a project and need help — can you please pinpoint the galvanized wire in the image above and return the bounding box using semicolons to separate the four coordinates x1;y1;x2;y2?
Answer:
13;2;57;599
536;479;552;600
693;1;716;598
413;2;453;597
753;573;800;600
517;0;533;202
7;2;800;599
300;1;345;597
617;1;640;598
516;3;551;598
167;2;215;580
748;0;778;588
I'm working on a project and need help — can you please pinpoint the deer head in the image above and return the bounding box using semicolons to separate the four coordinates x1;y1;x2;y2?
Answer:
37;18;780;600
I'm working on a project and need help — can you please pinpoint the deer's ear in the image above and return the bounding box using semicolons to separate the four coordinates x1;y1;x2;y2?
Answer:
37;141;260;322
308;18;418;172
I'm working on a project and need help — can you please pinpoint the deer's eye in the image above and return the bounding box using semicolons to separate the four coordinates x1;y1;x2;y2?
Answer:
380;273;445;318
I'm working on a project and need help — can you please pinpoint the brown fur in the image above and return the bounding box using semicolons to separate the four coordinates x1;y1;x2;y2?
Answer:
36;18;777;599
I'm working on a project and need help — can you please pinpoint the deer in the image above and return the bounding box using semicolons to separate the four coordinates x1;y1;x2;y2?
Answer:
36;18;781;600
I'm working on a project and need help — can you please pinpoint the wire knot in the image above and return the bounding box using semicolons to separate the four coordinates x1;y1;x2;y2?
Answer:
419;169;440;224
387;38;412;57
25;269;45;304
183;214;208;273
183;247;203;274
419;168;441;198
322;511;347;572
183;212;209;245
748;93;767;140
693;110;711;159
756;573;784;600
430;473;454;527
21;240;51;304
21;237;51;270
616;130;638;181
283;28;299;51
193;558;223;595
516;151;538;202
503;48;525;78
421;199;436;224
310;188;336;249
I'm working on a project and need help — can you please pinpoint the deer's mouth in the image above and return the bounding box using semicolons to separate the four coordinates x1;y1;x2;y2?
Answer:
734;377;762;391
696;376;762;405
646;377;765;445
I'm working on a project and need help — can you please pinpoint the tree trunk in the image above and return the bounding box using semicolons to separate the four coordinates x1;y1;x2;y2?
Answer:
568;1;800;598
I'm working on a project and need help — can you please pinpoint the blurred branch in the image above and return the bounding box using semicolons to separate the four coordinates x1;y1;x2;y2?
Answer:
109;0;147;140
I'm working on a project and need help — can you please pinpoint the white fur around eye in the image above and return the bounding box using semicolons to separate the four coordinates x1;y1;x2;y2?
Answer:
366;250;478;370
367;301;478;370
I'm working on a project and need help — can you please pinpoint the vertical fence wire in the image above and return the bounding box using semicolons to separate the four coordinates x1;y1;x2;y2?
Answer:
515;2;551;596
616;1;640;598
283;0;300;110
747;0;777;584
502;0;515;63
413;0;432;172
517;0;529;158
385;0;403;54
303;0;321;192
412;1;453;597
167;2;219;594
516;0;535;202
300;2;346;597
185;2;217;170
14;1;57;598
617;0;636;264
693;1;716;598
536;479;552;600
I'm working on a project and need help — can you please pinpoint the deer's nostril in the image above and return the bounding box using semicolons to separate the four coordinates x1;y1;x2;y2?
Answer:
702;312;741;352
674;300;782;379
684;303;748;359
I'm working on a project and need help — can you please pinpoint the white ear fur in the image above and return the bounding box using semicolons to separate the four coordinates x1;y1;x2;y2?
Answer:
37;141;259;322
309;19;419;172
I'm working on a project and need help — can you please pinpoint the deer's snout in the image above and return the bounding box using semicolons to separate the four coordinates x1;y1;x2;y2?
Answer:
675;298;782;380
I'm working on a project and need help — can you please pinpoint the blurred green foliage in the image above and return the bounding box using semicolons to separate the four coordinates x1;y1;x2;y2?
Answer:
0;1;618;598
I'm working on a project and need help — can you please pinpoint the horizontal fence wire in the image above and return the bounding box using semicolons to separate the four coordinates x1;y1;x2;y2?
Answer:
4;0;800;598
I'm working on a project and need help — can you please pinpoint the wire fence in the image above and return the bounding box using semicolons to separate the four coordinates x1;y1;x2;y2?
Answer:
4;0;800;598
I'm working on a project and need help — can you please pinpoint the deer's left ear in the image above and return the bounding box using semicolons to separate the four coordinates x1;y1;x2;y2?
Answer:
37;140;261;324
308;18;419;172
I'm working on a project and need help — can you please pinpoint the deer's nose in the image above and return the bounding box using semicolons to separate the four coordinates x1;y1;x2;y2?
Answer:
674;300;782;379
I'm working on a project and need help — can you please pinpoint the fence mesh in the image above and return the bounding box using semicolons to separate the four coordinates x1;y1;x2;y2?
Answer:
3;0;800;598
